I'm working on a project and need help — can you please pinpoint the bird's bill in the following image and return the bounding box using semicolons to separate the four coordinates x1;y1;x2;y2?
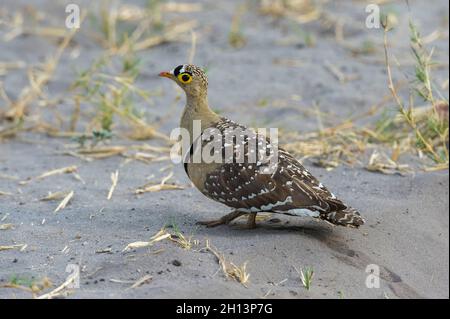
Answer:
158;71;172;78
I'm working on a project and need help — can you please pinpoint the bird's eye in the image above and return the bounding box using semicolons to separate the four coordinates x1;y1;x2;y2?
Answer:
177;73;192;84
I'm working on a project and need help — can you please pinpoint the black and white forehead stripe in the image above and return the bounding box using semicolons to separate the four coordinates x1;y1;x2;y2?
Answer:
173;65;191;76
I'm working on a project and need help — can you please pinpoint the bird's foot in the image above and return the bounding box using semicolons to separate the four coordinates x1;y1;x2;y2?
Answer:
196;211;245;228
198;212;257;229
196;219;227;228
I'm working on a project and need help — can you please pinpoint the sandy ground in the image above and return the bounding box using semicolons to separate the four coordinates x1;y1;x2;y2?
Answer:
0;0;449;298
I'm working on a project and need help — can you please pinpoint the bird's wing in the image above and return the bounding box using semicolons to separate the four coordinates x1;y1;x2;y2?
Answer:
202;118;347;213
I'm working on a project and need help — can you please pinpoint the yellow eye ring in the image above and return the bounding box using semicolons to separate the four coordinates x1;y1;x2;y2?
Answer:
177;73;192;84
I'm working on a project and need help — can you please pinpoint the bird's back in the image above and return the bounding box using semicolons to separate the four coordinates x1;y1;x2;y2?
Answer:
184;117;364;227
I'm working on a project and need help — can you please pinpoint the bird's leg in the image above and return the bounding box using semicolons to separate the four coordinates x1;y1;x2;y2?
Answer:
246;212;257;229
197;211;245;228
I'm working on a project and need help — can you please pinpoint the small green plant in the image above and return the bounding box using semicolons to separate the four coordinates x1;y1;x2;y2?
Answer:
294;266;314;290
291;22;316;47
10;274;36;288
6;274;52;293
258;98;269;107
300;267;314;290
73;129;113;148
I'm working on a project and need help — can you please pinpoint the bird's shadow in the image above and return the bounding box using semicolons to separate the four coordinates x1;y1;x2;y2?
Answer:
175;212;422;298
193;217;336;242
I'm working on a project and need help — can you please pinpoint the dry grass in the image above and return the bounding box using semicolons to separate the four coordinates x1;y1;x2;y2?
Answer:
61;143;172;164
107;170;119;200
135;171;185;194
169;222;199;250
281;103;446;173
127;274;153;290
366;150;412;175
123;224;200;254
69;52;168;142
229;5;247;49
36;272;77;299
256;2;448;173
0;1;199;144
1;2;445;177
40;191;73;201
123;227;172;252
54;191;74;213
204;240;250;287
259;0;321;24
0;244;27;252
381;18;448;167
0;223;14;230
3;29;77;123
93;1;198;54
20;166;78;185
281;119;369;170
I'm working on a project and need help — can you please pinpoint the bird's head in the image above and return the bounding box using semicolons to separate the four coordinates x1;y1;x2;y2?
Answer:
159;64;208;98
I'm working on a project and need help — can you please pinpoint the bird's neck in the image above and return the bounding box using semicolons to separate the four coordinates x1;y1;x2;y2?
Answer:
181;93;220;140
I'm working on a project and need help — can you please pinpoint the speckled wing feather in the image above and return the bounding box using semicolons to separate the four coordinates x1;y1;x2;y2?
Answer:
198;118;363;227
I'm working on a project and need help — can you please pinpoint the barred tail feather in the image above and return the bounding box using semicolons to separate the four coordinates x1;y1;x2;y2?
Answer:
321;207;364;228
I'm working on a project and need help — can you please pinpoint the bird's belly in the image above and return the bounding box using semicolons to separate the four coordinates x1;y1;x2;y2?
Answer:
276;208;320;217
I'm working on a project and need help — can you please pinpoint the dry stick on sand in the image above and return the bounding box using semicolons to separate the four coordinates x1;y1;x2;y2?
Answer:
0;224;14;230
54;191;74;213
37;271;78;299
20;166;78;185
0;244;27;252
40;191;72;201
76;146;126;159
107;170;119;200
135;171;184;194
0;173;19;180
126;275;153;290
204;240;250;287
123;228;171;252
366;150;412;175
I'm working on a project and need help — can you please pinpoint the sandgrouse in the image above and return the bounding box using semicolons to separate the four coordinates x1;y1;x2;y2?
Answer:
159;64;364;229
